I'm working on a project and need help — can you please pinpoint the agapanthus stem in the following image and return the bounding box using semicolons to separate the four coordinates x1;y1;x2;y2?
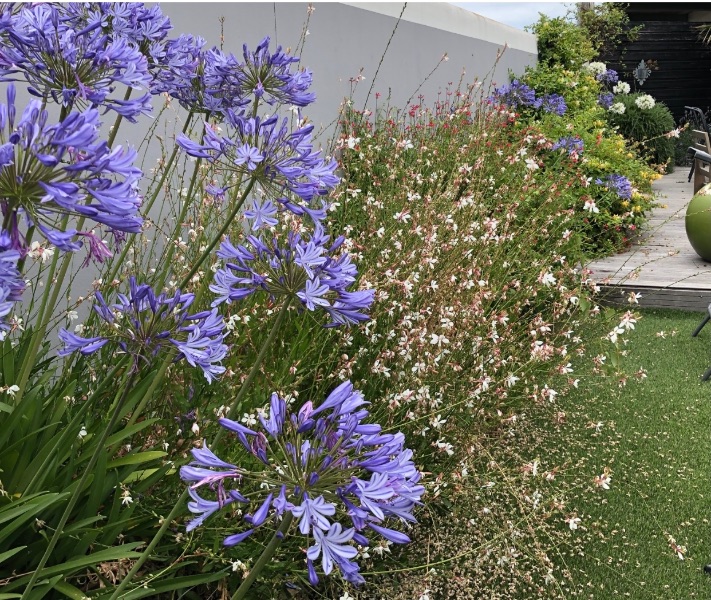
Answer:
125;357;170;430
178;176;257;290
106;87;132;149
107;301;292;599
20;367;140;600
104;112;195;286
231;512;294;600
13;214;69;405
156;157;203;287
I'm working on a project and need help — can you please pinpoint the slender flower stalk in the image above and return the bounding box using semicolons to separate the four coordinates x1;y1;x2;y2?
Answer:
107;300;292;600
231;513;294;600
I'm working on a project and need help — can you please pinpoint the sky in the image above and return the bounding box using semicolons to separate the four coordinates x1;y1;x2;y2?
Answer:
452;2;571;31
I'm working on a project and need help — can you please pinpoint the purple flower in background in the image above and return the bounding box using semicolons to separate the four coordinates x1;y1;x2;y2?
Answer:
0;3;153;120
0;85;143;257
178;112;339;217
0;230;24;338
489;79;541;111
58;277;228;382
243;199;278;231
551;136;584;155
540;93;567;116
150;36;314;116
598;92;615;110
210;225;374;327
62;3;173;51
595;174;633;200
180;381;424;586
238;36;316;107
597;68;619;85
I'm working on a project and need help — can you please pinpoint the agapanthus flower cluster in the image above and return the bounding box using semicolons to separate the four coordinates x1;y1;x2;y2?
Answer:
490;81;566;115
180;381;424;585
0;3;153;120
598;92;614;110
211;225;374;327
612;81;631;95
490;80;539;111
539;93;567;116
583;61;607;77
596;174;633;200
58;277;228;382
551;136;584;155
0;230;24;338
609;102;626;115
61;3;173;53
178;111;338;217
150;35;314;116
635;94;655;110
596;68;619;85
0;84;143;257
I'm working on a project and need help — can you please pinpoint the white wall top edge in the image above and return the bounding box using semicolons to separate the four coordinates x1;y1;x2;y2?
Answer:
341;2;538;54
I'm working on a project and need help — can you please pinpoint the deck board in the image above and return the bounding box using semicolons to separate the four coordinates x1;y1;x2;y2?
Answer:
586;172;711;311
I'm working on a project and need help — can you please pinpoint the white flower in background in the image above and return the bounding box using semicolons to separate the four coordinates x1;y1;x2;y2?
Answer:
635;94;655;110
583;198;600;213
3;385;19;397
584;61;607;76
28;241;55;263
612;82;630;94
609;102;626;115
525;158;539;170
565;515;581;530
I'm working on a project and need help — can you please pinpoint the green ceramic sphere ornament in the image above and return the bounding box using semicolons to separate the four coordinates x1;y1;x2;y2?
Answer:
686;182;711;261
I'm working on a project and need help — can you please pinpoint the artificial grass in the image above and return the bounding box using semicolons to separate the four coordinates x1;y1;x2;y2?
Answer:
551;308;711;598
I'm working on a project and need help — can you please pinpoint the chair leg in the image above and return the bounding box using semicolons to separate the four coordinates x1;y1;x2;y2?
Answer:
692;315;710;337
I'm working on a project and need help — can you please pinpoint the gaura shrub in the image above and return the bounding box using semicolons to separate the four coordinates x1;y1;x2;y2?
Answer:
324;93;601;473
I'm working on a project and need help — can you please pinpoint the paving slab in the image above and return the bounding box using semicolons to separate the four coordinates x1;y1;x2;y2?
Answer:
586;170;711;311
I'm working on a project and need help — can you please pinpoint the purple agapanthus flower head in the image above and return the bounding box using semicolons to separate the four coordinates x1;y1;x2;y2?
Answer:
540;93;567;116
598;92;615;110
597;68;619;85
0;229;24;338
237;36;315;107
0;3;153;120
150;36;314;116
177;112;338;219
489;79;541;111
210;224;374;327
551;136;584;155
595;174;633;200
58;277;228;382
180;381;424;586
0;84;144;258
149;36;251;115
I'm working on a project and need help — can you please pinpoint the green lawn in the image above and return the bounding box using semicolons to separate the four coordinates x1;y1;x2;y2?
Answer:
548;308;711;598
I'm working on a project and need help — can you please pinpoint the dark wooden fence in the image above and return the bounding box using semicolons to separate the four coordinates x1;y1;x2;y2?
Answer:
601;21;711;122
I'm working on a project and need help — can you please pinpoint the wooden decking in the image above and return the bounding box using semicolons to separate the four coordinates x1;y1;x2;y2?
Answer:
586;171;711;312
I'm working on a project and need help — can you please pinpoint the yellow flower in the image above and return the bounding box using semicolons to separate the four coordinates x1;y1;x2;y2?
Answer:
633;205;642;213
621;200;630;208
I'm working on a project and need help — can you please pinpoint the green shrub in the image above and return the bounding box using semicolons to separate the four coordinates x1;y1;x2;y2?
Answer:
607;92;676;170
528;15;595;69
